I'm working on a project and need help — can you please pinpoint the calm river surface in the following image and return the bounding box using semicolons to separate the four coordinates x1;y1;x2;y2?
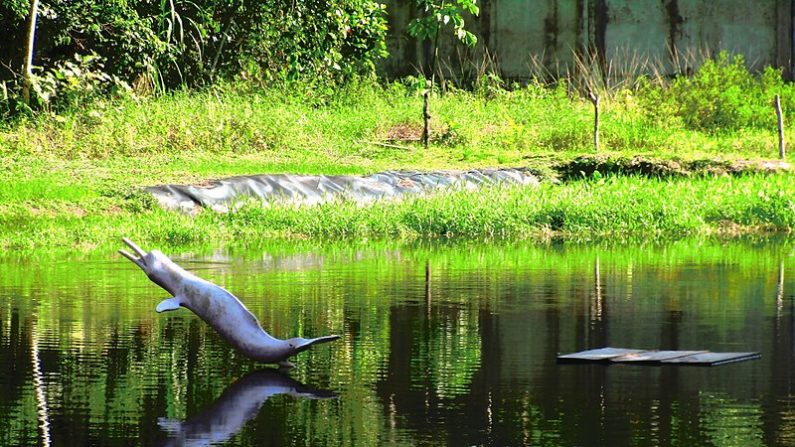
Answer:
2;241;795;446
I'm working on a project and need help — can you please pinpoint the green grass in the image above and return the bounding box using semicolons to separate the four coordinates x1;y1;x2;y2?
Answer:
2;77;791;165
1;72;795;253
212;174;795;242
2;173;793;253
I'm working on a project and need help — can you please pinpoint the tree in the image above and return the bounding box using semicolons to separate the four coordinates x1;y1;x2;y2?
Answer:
407;0;479;147
407;0;478;85
21;0;39;106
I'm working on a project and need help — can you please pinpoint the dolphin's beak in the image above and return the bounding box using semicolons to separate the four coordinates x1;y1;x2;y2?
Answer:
291;387;337;399
294;335;341;353
119;237;148;269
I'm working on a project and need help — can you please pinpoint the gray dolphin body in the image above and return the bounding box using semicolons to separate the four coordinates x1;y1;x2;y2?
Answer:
119;238;340;366
158;369;335;447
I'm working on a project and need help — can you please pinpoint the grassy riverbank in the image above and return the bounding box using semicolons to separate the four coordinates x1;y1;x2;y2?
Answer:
2;170;794;252
2;70;795;252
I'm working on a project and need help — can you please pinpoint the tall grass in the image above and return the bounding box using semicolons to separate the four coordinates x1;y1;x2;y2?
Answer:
1;52;795;253
6;174;791;252
2;50;794;165
209;174;794;243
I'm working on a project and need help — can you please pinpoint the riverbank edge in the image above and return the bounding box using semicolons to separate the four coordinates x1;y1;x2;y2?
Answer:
2;154;794;254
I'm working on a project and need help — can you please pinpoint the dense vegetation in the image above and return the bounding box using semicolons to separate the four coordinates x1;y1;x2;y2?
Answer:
0;0;388;115
4;54;795;157
1;2;795;252
1;51;794;251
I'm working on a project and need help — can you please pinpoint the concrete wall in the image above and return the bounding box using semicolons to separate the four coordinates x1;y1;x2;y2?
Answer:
380;0;794;80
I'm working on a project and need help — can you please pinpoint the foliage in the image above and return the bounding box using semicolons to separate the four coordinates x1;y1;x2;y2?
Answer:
0;71;791;161
0;0;389;115
237;0;389;82
407;0;479;47
665;53;786;131
473;72;505;99
542;49;793;136
36;0;163;80
0;0;35;79
30;53;131;110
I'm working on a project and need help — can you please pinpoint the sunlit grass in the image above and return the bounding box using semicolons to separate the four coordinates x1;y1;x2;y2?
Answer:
1;173;793;252
0;80;789;166
1;75;794;253
209;174;795;243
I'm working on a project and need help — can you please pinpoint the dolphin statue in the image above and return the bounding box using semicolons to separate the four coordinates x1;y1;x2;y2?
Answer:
158;369;335;447
119;237;340;367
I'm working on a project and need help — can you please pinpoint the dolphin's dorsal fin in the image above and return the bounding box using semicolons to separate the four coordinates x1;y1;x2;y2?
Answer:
156;297;182;313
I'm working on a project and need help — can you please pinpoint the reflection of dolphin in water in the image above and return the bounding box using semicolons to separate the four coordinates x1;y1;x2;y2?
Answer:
158;369;335;447
119;238;340;367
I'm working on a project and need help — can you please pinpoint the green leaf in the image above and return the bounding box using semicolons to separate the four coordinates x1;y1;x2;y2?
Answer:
463;30;477;46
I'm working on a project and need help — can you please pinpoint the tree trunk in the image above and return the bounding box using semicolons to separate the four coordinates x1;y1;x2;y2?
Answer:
22;0;40;106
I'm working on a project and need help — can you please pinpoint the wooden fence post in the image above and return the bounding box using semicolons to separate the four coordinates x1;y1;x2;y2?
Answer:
775;94;786;159
589;91;600;152
422;86;431;149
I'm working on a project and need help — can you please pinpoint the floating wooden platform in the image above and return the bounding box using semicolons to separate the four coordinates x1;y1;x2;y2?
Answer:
558;347;761;366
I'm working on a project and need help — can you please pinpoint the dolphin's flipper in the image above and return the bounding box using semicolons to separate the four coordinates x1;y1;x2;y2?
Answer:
156;297;182;313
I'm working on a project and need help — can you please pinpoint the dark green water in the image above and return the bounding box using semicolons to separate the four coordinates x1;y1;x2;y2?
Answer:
1;241;794;446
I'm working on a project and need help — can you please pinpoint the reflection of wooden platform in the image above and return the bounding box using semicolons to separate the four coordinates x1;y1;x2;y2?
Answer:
558;347;761;366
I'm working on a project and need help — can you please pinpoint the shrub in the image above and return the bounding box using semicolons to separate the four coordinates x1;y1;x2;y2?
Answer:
31;53;131;111
667;52;783;131
0;0;389;114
